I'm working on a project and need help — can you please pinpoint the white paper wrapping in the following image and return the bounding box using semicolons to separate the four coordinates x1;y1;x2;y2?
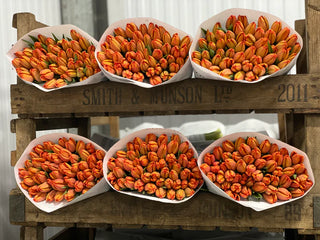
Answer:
14;133;110;213
95;17;193;88
7;24;104;92
198;132;314;211
103;128;203;203
189;8;303;83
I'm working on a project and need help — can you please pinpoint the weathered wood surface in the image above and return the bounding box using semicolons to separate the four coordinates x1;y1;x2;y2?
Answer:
11;74;320;116
305;0;320;196
9;189;320;232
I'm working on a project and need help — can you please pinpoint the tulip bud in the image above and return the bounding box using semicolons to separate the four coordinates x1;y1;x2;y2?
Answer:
171;33;180;46
252;64;266;77
269;20;282;34
254;27;265;40
233;21;244;36
262;53;277;65
276;27;290;42
278;59;291;69
245;22;256;35
277;187;292;200
231;63;242;72
226;15;237;30
233;71;244;80
252;181;267;193
219;68;233;79
268;64;280;74
235;41;246;52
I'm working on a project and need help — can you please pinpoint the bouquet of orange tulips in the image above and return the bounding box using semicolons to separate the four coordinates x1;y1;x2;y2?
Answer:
198;132;314;211
190;9;302;83
15;133;109;212
8;25;103;91
104;129;203;202
96;18;193;88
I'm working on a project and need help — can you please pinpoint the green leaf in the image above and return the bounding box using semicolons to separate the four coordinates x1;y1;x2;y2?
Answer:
205;128;222;140
218;27;226;33
227;25;233;31
28;35;38;43
268;42;273;53
67;37;72;41
22;39;34;48
248;192;262;201
52;33;60;42
209;48;215;58
201;28;207;36
41;43;47;51
146;44;152;55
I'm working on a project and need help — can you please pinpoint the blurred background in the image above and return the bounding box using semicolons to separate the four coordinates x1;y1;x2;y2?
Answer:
0;0;305;239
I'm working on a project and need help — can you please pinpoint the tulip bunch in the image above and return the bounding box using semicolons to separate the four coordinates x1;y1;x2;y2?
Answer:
192;15;301;81
200;137;313;204
18;137;105;203
97;22;191;85
12;29;101;89
106;133;203;201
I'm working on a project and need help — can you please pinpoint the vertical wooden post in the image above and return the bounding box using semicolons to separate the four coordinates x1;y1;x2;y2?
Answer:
23;226;44;240
305;0;320;235
15;119;36;160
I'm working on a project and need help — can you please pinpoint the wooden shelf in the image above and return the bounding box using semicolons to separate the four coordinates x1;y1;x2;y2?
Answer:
8;1;320;239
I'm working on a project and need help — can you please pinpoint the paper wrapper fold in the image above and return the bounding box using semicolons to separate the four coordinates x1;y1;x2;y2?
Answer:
198;132;314;211
7;24;104;92
189;8;303;83
14;133;109;213
103;128;203;203
96;18;193;88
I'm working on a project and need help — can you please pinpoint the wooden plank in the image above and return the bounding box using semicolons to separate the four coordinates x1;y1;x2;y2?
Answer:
298;229;320;235
305;0;320;197
15;119;36;160
295;19;307;74
17;191;316;230
10;74;320;115
9;188;25;224
108;116;119;138
12;12;47;39
77;118;91;138
306;0;320;74
11;151;16;167
24;226;44;240
278;113;287;142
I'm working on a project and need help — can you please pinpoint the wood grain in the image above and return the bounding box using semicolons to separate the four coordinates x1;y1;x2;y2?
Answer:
11;190;315;230
11;74;320;116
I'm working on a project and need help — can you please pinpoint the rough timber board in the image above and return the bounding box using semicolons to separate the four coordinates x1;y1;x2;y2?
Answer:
11;74;320;115
12;190;315;230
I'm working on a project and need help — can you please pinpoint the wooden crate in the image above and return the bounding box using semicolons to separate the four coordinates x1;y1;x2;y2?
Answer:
9;1;320;239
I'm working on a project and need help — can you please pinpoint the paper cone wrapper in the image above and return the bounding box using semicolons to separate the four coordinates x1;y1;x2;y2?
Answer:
7;24;104;92
96;17;193;88
103;128;203;203
198;132;314;211
190;8;303;83
14;133;109;213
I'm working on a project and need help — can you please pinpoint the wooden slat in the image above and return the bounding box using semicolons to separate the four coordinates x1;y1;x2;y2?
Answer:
15;119;36;160
10;74;320;116
11;151;17;167
295;19;307;74
305;0;320;195
23;226;44;240
11;190;315;230
12;12;47;39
